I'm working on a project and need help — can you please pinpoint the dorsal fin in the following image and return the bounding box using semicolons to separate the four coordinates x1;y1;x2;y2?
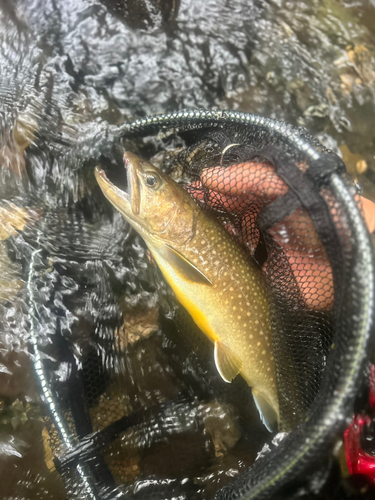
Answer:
214;341;242;383
164;245;213;286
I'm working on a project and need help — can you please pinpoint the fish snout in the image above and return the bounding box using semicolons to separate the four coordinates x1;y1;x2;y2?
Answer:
123;151;142;172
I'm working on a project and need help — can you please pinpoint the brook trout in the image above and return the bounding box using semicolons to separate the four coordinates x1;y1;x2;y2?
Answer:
95;153;279;430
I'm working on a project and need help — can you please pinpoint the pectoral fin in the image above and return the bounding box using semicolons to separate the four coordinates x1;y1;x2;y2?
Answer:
252;389;278;433
164;245;213;286
214;341;242;383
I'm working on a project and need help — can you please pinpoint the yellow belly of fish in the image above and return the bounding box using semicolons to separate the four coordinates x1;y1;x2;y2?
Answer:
172;285;219;343
154;254;219;343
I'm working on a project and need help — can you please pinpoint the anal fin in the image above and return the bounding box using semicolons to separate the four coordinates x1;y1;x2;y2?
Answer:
214;341;242;383
252;389;278;433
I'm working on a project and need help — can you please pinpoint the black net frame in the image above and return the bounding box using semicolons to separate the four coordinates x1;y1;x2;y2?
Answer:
27;109;375;500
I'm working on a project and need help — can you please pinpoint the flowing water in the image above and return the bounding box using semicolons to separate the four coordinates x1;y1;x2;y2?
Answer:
0;0;374;498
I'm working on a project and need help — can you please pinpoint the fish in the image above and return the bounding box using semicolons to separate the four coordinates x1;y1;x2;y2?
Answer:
95;152;279;431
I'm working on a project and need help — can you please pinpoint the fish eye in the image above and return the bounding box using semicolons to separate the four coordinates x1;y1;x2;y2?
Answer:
145;173;160;189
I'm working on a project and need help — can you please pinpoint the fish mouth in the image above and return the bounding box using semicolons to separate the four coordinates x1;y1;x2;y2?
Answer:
123;152;142;216
94;152;141;219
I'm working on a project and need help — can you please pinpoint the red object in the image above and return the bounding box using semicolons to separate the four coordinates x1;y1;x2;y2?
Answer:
344;414;375;483
344;364;375;483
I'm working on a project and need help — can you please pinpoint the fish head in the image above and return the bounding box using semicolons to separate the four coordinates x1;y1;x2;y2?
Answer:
95;152;198;246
